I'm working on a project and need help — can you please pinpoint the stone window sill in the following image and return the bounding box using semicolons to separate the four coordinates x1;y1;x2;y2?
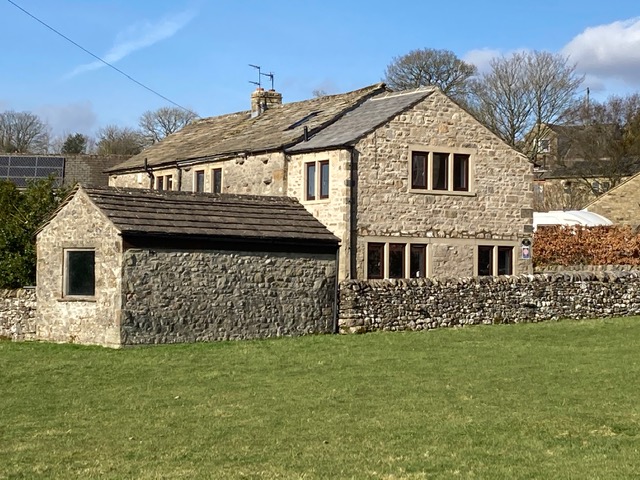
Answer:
408;189;476;197
57;296;97;303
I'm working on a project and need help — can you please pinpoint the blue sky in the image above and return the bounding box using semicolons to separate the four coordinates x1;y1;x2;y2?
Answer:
1;0;639;138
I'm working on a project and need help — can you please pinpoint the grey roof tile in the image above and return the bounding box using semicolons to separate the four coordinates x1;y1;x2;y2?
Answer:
287;88;434;152
107;84;388;173
53;185;340;245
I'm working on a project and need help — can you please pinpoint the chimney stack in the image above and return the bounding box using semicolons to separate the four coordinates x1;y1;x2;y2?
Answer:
251;88;283;118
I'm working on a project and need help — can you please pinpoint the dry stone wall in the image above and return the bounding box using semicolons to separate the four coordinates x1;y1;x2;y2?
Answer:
0;288;36;341
339;271;640;333
121;248;336;345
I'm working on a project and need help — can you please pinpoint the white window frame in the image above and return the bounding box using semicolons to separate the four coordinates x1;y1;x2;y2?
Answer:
536;138;551;153
63;248;96;298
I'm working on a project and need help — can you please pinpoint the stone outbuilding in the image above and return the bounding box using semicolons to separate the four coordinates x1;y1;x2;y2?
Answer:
36;185;339;347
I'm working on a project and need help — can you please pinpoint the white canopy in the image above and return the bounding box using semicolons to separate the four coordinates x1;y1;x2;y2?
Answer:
533;210;613;230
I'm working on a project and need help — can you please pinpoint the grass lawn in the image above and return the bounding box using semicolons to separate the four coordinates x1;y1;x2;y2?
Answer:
2;318;640;479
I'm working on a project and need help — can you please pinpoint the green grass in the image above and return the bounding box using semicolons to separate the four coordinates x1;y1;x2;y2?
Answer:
2;318;640;479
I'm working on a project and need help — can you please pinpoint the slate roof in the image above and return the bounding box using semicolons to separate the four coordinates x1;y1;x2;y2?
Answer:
49;185;340;246
287;88;434;152
107;83;389;173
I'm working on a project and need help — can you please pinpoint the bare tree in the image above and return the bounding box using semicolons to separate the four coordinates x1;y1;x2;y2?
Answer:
383;48;477;100
138;107;198;144
0;111;50;153
470;51;583;157
563;93;640;191
96;125;146;156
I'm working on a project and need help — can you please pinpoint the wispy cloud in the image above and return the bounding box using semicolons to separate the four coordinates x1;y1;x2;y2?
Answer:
65;9;196;79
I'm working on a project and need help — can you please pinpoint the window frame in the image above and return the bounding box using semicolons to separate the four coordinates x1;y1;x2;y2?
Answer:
211;168;222;194
155;174;173;191
194;170;205;193
367;243;385;279
477;245;514;276
409;147;474;195
366;241;428;279
63;249;96;298
305;159;330;201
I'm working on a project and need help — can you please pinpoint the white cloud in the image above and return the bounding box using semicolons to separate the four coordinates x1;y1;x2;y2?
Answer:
35;101;98;136
65;9;196;78
562;17;640;87
462;48;502;75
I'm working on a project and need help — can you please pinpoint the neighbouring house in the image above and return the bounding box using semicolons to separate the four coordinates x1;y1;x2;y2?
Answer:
107;83;534;279
36;185;339;347
531;123;640;210
0;154;129;188
584;170;640;225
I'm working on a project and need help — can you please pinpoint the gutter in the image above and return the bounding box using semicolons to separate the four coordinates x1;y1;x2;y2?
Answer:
143;158;154;188
333;245;340;334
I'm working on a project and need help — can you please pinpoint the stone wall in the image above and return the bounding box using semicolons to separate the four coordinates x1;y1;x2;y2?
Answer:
120;248;336;345
109;152;287;196
353;90;534;278
339;271;640;333
289;149;352;279
0;288;36;341
585;173;640;224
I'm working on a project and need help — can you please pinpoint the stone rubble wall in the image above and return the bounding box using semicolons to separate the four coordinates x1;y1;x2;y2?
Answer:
338;271;640;333
121;248;337;345
0;288;37;341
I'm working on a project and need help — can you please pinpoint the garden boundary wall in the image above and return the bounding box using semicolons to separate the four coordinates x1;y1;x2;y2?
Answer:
338;271;640;333
5;272;640;343
0;288;36;341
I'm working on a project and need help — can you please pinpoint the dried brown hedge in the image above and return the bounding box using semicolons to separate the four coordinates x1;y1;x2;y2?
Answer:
534;225;640;267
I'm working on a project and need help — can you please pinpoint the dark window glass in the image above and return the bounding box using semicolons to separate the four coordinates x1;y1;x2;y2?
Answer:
66;250;95;296
156;176;164;191
453;154;469;191
166;175;173;191
389;244;405;279
195;170;205;193
410;245;426;278
497;247;513;275
367;243;384;279
478;245;493;276
432;152;448;190
411;152;427;189
320;161;329;199
306;163;316;200
212;168;222;194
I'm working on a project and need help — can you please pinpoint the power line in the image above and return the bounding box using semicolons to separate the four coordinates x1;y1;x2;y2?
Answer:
6;0;194;114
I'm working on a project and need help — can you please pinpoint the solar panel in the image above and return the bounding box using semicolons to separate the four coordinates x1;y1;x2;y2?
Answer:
0;155;64;188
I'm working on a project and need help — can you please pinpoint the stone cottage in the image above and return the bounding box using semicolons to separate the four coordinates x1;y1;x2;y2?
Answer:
108;83;534;280
36;185;339;347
